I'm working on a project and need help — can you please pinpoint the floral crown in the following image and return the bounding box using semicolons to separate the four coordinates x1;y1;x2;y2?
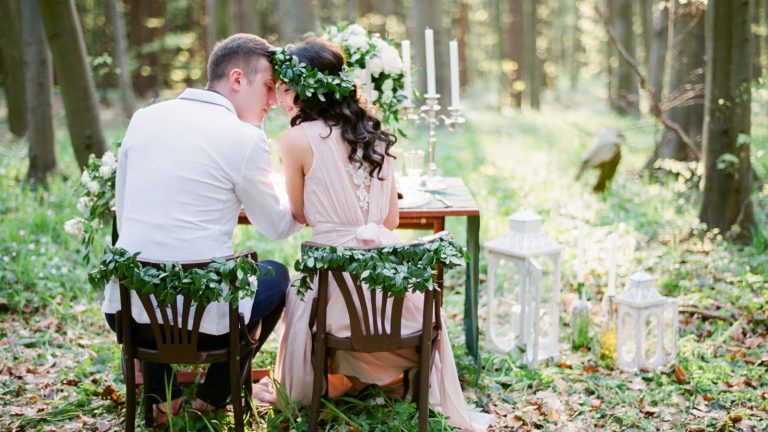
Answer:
269;47;356;101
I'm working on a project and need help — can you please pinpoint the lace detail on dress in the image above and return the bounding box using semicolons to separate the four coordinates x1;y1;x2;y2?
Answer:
344;148;372;211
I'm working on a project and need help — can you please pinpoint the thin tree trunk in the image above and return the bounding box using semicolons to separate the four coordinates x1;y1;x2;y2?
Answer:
456;0;470;91
648;0;705;165
752;0;763;80
22;0;55;184
206;0;217;57
648;0;669;98
345;0;360;22
280;0;316;42
507;0;525;107
410;0;430;95
639;0;653;69
613;0;640;115
525;0;540;109
699;0;757;243
606;0;617;109
38;0;107;167
570;0;582;90
108;0;137;119
0;0;28;137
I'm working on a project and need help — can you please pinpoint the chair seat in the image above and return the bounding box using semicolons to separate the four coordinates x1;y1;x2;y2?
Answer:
324;323;440;352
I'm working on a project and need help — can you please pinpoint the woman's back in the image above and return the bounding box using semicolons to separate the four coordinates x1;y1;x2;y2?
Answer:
300;120;397;246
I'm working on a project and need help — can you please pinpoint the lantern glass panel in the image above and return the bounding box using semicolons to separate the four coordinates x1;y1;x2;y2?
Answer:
489;257;522;350
537;258;557;344
663;306;676;357
644;313;660;364
620;311;636;360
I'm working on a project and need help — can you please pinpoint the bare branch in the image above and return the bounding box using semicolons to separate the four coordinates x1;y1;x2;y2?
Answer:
597;6;702;160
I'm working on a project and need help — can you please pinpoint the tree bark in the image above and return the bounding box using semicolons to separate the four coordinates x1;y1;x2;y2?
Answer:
505;0;525;107
752;0;763;80
108;0;138;119
38;0;107;167
525;0;540;109
613;0;640;115
639;0;653;69
648;0;668;98
21;0;55;184
699;0;757;243
0;0;28;137
279;0;317;43
648;0;705;165
455;0;470;91
205;0;217;57
606;0;617;109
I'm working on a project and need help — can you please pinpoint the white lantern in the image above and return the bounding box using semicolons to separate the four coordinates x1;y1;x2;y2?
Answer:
615;271;678;372
484;210;562;368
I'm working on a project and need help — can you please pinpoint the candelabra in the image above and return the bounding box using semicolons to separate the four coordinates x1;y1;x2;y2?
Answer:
403;93;465;187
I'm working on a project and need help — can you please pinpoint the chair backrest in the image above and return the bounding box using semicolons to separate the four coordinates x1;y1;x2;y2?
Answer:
117;251;258;363
304;237;444;353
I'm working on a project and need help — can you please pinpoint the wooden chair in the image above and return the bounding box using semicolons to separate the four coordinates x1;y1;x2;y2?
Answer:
115;251;260;432
304;238;444;432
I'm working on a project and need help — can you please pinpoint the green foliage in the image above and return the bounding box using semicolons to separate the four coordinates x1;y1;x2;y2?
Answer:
292;236;468;300
88;246;259;306
269;47;356;102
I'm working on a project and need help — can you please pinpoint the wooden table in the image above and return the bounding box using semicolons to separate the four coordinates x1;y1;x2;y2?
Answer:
237;176;482;364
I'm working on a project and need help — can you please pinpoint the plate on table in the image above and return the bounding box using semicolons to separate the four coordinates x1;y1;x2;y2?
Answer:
398;189;433;208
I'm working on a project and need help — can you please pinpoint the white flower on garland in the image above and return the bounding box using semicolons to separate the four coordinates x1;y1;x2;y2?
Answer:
76;196;91;213
322;23;413;129
64;217;85;237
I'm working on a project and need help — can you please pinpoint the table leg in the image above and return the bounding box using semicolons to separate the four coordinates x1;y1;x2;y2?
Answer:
465;215;480;367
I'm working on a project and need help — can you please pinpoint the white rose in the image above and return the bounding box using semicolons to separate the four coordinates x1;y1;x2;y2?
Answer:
380;46;403;74
81;170;92;185
99;164;114;179
366;57;384;77
90;218;103;229
76;197;90;213
380;79;394;102
347;24;366;36
370;89;379;102
100;151;116;168
63;218;85;237
87;180;101;194
346;34;369;52
381;90;393;103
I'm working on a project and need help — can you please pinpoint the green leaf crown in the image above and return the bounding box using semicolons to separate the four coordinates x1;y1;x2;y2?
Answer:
269;47;356;102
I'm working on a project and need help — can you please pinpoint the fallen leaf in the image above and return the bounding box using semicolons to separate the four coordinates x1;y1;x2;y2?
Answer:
591;399;603;409
32;316;58;331
582;365;599;374
703;394;714;402
558;361;573;369
674;366;687;384
97;421;112;432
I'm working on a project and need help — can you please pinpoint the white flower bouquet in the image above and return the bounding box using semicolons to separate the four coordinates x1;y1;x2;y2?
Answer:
64;151;117;263
322;23;413;130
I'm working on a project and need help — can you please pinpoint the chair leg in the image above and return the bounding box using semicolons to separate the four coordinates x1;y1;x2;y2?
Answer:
308;338;326;432
243;354;254;423
231;352;244;432
141;361;153;427
418;344;431;432
123;349;136;432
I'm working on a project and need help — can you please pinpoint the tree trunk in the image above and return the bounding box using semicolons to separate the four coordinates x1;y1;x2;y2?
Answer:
38;0;107;167
648;0;669;98
206;0;217;57
699;0;757;243
345;0;360;22
752;0;763;80
279;0;316;42
569;0;582;90
506;0;525;107
0;0;28;137
648;0;705;165
639;0;653;69
21;0;55;184
606;0;617;109
108;0;138;119
525;0;540;109
613;0;640;115
455;0;470;91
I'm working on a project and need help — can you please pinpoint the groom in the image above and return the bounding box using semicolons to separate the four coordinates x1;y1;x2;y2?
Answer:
101;33;303;417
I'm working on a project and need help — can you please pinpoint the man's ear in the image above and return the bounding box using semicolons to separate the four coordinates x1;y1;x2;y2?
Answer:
228;68;244;91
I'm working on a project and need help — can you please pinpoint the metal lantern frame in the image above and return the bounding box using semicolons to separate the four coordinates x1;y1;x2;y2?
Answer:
615;271;679;372
484;210;562;368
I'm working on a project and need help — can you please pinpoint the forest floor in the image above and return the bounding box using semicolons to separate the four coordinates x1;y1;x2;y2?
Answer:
1;84;767;431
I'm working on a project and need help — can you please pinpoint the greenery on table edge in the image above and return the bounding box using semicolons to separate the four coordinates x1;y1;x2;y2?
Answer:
291;236;468;301
87;246;259;306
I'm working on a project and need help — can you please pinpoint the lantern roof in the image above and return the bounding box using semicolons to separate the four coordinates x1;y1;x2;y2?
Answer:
484;209;562;258
615;271;667;307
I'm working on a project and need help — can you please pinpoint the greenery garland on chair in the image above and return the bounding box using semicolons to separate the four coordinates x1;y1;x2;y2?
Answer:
88;246;259;306
292;236;468;301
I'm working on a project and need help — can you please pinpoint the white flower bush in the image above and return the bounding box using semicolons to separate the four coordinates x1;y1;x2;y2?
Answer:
64;150;117;263
322;23;413;130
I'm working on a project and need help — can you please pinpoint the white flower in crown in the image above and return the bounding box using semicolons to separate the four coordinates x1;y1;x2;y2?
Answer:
64;218;85;237
87;180;101;194
76;196;91;213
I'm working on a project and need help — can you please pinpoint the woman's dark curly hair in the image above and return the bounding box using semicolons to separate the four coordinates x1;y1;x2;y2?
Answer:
287;38;396;180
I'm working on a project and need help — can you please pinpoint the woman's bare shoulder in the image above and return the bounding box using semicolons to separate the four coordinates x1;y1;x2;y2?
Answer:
279;125;310;151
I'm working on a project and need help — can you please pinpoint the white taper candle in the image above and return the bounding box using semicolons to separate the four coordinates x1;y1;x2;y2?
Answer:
424;28;436;95
449;39;460;107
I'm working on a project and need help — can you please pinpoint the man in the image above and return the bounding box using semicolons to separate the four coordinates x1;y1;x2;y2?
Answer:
101;33;303;423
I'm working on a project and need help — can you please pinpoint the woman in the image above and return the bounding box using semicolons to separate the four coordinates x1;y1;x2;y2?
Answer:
263;38;491;431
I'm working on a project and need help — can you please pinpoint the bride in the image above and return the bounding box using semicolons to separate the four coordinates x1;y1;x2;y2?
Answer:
260;38;491;431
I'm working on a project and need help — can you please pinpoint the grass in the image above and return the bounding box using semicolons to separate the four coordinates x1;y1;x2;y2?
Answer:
1;79;767;431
